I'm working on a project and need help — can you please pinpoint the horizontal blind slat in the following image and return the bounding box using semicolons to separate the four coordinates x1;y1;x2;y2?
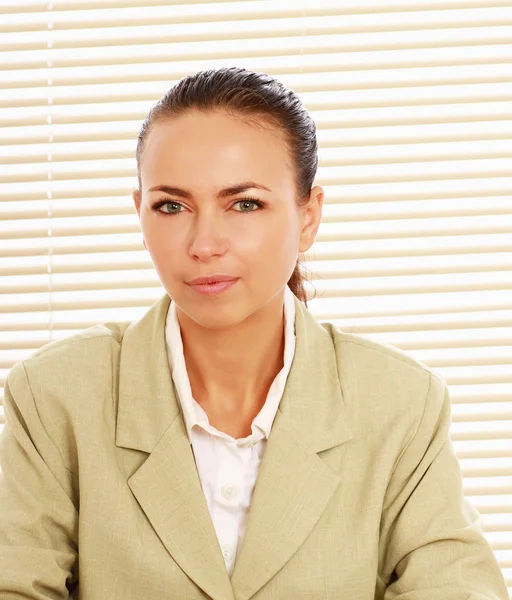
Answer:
2;4;511;31
3;32;512;70
4;0;512;15
3;149;512;174
4;239;512;258
4;219;512;240
3;195;512;220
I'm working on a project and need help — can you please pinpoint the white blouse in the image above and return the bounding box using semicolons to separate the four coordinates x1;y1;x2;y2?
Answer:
164;285;297;576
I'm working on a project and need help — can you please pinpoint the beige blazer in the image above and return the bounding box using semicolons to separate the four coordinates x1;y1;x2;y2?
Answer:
0;292;508;600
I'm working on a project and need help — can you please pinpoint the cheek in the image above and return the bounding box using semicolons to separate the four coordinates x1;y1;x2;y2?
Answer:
252;221;300;274
268;214;300;254
142;220;178;261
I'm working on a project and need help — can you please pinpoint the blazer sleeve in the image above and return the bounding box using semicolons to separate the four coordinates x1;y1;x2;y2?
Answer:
0;361;79;599
378;372;508;600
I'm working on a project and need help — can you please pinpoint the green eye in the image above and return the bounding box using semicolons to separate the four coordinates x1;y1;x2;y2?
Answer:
153;197;265;215
232;198;264;212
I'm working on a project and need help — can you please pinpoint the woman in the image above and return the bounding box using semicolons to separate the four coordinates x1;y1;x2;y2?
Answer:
0;67;507;600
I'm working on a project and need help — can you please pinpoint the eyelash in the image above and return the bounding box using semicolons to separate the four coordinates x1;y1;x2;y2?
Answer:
152;196;265;216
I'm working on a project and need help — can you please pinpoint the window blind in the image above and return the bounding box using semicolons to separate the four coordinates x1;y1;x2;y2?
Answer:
1;0;511;592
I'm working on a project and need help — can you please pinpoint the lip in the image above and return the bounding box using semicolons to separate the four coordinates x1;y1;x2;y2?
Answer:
188;278;239;296
187;274;238;285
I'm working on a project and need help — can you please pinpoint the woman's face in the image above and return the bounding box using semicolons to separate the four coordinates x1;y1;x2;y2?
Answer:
133;109;322;328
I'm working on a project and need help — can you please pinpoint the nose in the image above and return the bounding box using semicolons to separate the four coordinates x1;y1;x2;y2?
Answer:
188;213;229;260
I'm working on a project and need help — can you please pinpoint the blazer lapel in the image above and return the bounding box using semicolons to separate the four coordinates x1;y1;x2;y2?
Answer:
116;293;235;600
115;291;354;600
229;295;353;600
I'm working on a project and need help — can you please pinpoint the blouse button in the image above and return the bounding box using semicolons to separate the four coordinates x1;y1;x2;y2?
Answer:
221;485;239;500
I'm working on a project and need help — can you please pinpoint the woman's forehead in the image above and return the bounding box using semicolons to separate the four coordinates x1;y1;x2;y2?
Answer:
145;111;282;151
141;116;292;187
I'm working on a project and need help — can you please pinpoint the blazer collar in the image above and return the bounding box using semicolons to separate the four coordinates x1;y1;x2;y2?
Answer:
116;290;353;600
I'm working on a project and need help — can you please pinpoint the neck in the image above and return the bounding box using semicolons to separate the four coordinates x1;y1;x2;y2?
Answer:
176;288;287;417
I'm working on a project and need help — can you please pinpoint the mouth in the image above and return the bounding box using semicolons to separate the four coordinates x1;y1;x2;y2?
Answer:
187;278;239;296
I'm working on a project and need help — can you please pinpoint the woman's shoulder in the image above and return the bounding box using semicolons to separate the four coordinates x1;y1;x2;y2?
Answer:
25;320;131;364
320;320;443;387
7;320;132;406
317;322;449;459
4;321;134;478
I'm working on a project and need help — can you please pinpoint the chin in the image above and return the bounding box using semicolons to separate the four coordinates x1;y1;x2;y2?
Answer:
193;312;250;331
177;296;249;326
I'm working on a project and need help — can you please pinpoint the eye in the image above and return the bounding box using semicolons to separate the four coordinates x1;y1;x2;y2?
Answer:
152;197;265;215
232;197;265;212
152;199;183;215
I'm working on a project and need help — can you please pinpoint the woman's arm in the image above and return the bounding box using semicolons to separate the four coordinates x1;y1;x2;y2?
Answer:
0;361;79;598
378;373;508;599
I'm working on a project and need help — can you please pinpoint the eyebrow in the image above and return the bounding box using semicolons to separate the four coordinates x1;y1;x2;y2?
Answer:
146;181;271;199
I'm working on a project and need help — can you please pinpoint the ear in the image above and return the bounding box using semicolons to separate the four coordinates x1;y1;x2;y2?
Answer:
133;190;147;251
299;185;324;253
132;189;141;216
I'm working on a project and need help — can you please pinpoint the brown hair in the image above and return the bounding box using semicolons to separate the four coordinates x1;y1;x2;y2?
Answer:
134;66;319;306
